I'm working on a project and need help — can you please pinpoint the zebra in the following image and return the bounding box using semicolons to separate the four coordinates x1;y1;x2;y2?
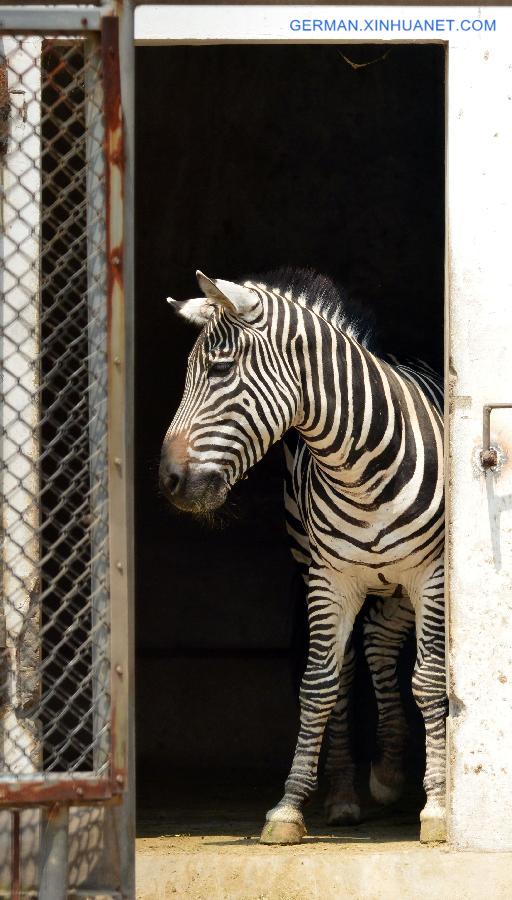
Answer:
160;268;446;844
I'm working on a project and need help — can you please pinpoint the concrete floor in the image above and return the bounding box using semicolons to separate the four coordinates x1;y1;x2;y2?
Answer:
135;782;512;899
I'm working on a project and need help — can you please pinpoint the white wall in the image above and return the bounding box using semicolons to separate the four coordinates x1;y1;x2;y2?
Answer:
446;34;512;851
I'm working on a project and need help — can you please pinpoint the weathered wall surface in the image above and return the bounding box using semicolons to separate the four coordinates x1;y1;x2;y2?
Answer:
446;39;512;851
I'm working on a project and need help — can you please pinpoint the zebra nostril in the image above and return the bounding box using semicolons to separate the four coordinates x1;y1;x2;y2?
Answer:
160;460;185;497
167;471;180;495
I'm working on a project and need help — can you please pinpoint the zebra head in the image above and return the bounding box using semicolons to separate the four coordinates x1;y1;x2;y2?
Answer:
160;271;301;513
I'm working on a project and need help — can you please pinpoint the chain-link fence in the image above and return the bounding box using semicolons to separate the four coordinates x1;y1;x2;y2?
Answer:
0;33;113;799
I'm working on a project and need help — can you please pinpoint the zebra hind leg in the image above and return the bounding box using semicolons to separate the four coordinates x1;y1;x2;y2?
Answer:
364;590;415;807
410;562;447;842
323;636;361;825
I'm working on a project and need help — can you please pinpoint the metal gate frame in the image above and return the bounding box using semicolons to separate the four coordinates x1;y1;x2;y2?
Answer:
0;2;134;895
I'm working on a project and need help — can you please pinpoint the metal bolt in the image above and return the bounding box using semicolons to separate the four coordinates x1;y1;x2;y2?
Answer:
116;561;123;573
116;774;124;786
112;254;121;267
114;356;121;367
480;448;498;469
114;457;122;471
115;664;123;676
75;786;84;798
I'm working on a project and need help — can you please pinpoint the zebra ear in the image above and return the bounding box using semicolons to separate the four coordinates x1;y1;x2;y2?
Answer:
166;296;215;327
196;270;260;320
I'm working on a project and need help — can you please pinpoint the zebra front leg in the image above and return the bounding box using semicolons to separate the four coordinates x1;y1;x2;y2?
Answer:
260;570;365;845
323;636;361;825
410;562;447;842
364;591;414;806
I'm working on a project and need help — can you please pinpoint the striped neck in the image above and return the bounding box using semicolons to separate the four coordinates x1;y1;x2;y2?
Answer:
294;314;406;493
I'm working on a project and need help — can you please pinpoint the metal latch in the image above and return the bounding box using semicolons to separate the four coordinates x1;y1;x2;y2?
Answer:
480;403;512;469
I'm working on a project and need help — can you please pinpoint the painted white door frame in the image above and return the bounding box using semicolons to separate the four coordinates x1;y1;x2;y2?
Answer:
135;5;512;852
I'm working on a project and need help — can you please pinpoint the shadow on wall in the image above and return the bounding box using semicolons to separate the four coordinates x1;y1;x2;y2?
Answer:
0;808;123;894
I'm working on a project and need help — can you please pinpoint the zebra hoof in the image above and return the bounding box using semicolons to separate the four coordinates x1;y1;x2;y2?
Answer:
260;820;306;845
420;801;446;843
325;801;361;826
369;764;404;806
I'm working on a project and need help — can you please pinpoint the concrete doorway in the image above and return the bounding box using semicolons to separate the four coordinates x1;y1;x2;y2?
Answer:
134;41;445;881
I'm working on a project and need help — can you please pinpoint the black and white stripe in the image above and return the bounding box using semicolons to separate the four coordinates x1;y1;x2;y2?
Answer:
161;268;446;843
284;429;416;823
284;355;443;824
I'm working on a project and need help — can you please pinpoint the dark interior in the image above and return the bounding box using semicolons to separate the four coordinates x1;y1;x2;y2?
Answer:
135;44;445;818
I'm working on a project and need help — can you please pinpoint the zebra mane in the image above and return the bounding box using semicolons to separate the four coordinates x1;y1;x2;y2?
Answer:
247;267;376;350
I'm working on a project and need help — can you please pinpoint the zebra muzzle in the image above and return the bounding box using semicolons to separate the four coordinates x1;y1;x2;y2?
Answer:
159;458;228;513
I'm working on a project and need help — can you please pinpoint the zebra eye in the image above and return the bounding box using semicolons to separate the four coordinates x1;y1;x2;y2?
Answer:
208;359;235;377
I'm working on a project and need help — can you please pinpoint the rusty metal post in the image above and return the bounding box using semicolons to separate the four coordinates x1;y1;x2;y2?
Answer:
70;11;135;895
103;4;136;894
39;804;69;900
116;2;136;890
10;811;20;900
86;34;110;776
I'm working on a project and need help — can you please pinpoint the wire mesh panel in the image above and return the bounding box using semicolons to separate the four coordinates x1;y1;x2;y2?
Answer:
0;33;115;802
